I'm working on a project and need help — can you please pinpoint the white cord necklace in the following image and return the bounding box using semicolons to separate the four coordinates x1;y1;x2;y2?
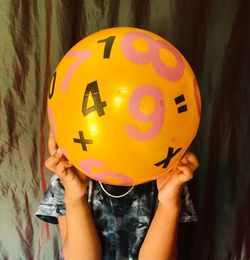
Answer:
98;181;135;198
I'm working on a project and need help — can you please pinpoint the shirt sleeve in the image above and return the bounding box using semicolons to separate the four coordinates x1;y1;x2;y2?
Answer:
179;185;198;223
35;175;66;224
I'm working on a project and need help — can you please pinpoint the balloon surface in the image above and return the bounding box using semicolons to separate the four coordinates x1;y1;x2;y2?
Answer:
48;27;201;186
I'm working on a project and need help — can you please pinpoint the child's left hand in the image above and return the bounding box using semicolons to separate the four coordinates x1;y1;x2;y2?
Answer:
156;152;199;207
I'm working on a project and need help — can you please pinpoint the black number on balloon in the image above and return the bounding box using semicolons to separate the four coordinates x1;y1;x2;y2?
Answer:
97;36;116;58
49;72;56;99
82;81;107;116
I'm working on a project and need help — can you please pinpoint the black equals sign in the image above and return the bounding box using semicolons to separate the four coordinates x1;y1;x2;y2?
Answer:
175;94;187;113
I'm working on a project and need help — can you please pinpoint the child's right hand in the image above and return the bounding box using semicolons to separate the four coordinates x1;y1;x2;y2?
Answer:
45;131;87;202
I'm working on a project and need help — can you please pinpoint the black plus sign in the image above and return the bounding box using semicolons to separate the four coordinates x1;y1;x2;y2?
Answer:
73;131;93;151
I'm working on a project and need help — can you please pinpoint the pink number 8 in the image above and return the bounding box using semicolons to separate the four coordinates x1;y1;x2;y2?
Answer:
126;85;165;141
121;31;184;81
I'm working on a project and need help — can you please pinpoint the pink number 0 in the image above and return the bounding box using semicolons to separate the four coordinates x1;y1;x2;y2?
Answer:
121;31;184;81
126;85;165;141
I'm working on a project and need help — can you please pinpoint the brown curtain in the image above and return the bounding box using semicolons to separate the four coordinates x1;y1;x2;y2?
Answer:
0;0;249;259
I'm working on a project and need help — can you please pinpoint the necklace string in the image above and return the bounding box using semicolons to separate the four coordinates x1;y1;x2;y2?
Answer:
98;181;135;198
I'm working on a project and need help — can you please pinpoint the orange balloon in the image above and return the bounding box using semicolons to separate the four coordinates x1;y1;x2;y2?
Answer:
48;27;201;186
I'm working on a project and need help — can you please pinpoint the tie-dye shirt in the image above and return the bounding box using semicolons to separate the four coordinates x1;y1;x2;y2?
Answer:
36;175;197;260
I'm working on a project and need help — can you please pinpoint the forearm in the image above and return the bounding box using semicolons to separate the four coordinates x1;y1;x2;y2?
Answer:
139;201;181;260
63;196;102;260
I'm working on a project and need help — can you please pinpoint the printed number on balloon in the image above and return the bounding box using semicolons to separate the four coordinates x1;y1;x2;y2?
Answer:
121;31;184;81
79;159;133;185
126;85;165;141
82;81;107;117
97;36;116;59
49;72;57;99
61;50;92;92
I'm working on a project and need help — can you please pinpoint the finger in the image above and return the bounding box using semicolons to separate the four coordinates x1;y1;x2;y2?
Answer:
176;165;194;182
55;160;72;180
44;149;64;171
156;170;176;189
184;152;199;171
156;172;168;187
45;154;63;171
180;156;189;165
74;168;88;182
48;131;58;155
45;156;59;172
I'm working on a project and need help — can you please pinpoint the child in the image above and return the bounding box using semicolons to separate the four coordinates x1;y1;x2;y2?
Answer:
36;131;199;260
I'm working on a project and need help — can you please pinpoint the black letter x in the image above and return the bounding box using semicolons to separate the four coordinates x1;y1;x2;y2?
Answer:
154;147;182;168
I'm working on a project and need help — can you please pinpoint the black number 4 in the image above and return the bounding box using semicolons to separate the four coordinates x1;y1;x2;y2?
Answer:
82;81;107;116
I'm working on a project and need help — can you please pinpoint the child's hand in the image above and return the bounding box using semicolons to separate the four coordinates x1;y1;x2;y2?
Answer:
45;131;87;203
156;152;199;207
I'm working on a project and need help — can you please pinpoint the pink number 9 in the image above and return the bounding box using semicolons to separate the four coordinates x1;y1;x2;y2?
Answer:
126;85;165;141
121;31;184;81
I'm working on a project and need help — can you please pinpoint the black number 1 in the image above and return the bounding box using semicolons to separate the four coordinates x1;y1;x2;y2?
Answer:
97;36;116;58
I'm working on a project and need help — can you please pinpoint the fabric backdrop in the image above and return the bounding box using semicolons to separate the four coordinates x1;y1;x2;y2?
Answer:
0;0;249;259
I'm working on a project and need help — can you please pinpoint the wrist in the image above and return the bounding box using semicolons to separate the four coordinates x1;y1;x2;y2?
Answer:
158;185;183;207
158;198;181;212
64;194;88;207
